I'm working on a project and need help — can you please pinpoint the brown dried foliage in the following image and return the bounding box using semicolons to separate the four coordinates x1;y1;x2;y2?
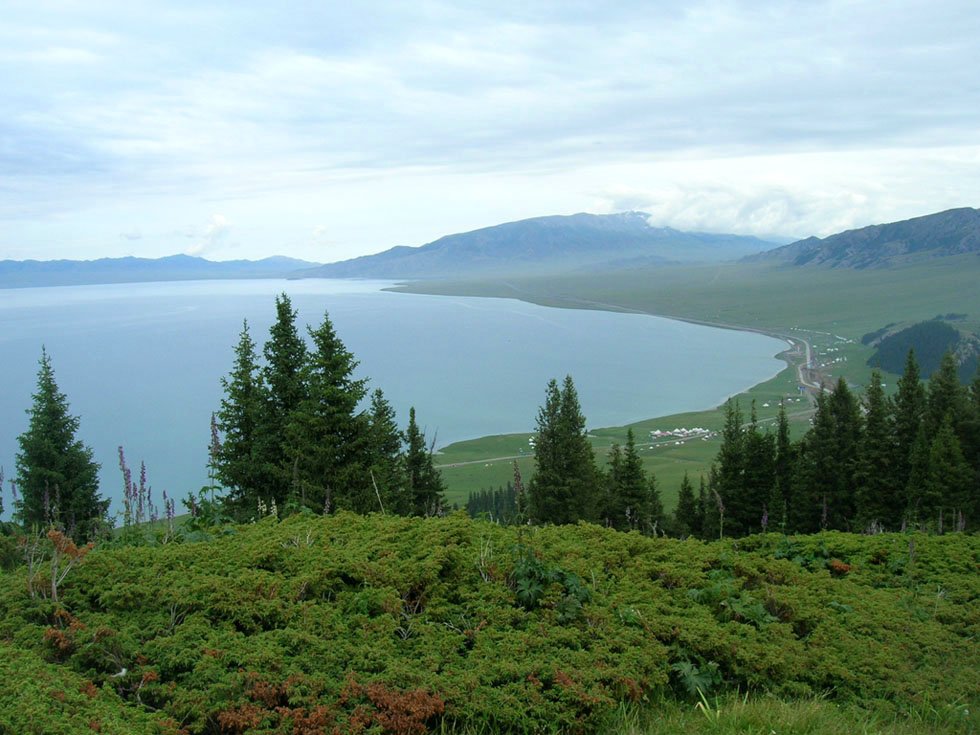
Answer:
218;672;444;735
79;680;99;699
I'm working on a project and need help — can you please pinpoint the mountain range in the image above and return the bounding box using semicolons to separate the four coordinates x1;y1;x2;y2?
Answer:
0;254;319;288
742;207;980;269
299;212;782;279
4;207;979;288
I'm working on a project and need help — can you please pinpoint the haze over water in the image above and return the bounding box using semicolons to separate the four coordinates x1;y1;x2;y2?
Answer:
0;279;786;517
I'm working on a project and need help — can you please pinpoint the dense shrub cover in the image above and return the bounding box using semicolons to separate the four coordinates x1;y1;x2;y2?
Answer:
0;513;978;734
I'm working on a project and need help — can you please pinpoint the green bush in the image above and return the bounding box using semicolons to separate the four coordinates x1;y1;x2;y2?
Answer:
0;514;977;733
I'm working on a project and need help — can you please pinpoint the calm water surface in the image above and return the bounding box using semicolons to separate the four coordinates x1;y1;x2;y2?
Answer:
0;279;786;516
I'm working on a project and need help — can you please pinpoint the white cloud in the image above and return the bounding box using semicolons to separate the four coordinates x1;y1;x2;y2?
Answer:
2;1;979;260
185;214;231;257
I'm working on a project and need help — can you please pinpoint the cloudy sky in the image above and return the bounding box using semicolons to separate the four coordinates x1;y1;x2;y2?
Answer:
3;0;979;263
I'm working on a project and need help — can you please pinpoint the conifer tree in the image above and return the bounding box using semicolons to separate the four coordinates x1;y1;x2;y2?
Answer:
926;351;967;436
696;474;709;538
215;319;268;517
795;388;839;532
819;378;862;529
604;428;653;531
892;349;926;504
772;401;795;532
15;348;107;541
963;362;980;481
904;422;931;527
603;442;623;526
527;376;598;524
261;294;309;503
922;415;974;531
529;378;564;523
739;402;776;535
404;407;445;515
971;361;980;416
648;473;665;534
855;370;898;529
365;389;408;514
674;471;700;537
285;310;369;512
559;376;599;521
703;468;725;539
712;399;745;534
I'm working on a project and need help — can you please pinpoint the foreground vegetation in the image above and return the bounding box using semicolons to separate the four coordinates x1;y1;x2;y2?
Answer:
1;513;977;733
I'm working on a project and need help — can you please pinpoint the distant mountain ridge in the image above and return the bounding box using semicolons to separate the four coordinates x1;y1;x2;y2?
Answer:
303;212;781;279
743;207;980;269
0;254;321;288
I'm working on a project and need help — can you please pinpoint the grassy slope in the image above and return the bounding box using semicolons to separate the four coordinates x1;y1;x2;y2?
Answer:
1;514;977;734
396;257;980;507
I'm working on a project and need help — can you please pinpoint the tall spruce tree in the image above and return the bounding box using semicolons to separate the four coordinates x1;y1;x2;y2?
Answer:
404;407;445;515
794;388;838;532
926;351;967;437
215;319;268;517
559;376;599;521
15;348;106;541
365;389;408;514
674;472;700;537
964;362;980;484
739;402;776;535
922;415;974;531
821;378;862;529
772;401;796;532
603;428;654;532
527;376;598;524
711;399;744;535
285;310;369;512
904;422;932;527
892;349;926;511
855;370;898;529
696;474;710;538
261;294;309;504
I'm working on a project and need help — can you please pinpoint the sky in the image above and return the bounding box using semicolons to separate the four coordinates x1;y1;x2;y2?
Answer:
2;0;979;264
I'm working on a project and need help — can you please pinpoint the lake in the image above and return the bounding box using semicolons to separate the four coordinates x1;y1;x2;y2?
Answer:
0;279;786;518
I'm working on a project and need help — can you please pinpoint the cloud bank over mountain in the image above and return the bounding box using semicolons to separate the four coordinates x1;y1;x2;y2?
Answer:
3;1;979;261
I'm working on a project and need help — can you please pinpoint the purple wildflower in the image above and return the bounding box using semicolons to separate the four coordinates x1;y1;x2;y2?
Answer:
119;447;134;524
137;461;146;523
141;461;151;508
209;413;222;459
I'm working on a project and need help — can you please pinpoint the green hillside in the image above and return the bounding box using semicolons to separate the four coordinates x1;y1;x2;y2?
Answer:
866;319;979;382
1;514;978;734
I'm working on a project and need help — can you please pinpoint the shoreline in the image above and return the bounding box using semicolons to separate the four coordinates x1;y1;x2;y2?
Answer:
389;281;812;456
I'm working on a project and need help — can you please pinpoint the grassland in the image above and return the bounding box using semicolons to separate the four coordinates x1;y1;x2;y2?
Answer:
398;257;980;507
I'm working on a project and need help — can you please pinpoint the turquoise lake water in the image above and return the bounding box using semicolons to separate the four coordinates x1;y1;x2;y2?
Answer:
0;279;786;516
